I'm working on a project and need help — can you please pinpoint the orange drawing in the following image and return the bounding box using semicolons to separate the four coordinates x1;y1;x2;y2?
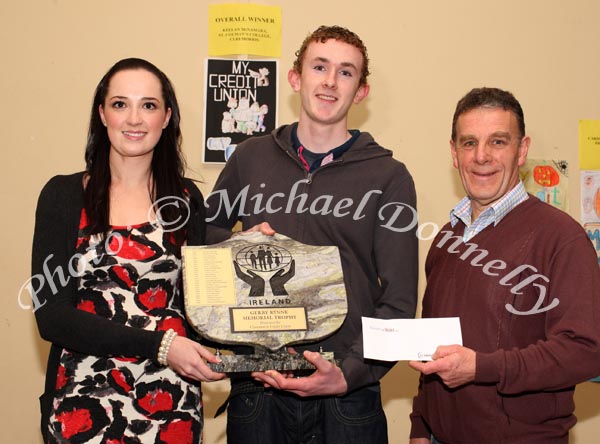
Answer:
533;165;560;187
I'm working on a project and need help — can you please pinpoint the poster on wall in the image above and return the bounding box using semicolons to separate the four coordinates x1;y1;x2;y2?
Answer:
580;170;600;224
519;159;568;211
584;223;600;266
584;221;600;382
203;58;278;164
581;171;600;383
579;120;600;170
208;3;282;57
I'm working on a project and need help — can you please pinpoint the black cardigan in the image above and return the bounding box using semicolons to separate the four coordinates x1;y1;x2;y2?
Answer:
31;172;205;435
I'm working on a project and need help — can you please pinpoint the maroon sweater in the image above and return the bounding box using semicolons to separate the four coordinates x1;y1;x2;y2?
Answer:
410;197;600;444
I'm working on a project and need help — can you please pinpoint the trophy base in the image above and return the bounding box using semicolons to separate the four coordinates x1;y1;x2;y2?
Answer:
208;350;338;374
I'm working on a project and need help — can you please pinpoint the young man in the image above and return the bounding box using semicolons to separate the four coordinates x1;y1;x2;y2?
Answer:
205;25;418;443
409;87;600;444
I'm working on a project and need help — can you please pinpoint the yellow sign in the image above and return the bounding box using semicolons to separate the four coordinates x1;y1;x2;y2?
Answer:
579;120;600;169
182;247;237;306
230;307;308;332
208;3;282;57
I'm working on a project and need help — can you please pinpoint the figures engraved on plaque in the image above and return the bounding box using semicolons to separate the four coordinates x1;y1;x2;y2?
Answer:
232;244;295;297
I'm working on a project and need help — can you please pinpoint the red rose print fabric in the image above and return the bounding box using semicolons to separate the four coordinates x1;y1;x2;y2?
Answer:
46;212;202;443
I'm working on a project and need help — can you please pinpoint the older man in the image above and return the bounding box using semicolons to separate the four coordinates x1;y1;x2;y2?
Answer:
409;87;600;444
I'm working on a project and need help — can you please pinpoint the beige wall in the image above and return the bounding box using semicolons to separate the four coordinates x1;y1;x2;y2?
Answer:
2;0;599;442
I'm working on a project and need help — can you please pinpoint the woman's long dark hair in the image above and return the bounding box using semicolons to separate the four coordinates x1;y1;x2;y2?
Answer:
84;58;187;245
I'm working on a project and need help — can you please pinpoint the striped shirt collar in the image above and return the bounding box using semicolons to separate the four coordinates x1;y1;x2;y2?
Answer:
450;181;529;240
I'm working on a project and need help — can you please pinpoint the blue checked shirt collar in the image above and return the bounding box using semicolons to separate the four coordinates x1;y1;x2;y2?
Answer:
450;181;529;242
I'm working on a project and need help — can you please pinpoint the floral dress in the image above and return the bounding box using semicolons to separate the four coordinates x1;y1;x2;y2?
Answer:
46;211;202;444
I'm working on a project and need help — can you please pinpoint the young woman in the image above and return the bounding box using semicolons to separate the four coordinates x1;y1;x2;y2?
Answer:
32;58;223;443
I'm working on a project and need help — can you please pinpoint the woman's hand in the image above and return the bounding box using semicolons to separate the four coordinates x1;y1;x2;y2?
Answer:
167;336;226;382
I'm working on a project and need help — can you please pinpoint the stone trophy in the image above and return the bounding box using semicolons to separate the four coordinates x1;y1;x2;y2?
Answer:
182;232;347;373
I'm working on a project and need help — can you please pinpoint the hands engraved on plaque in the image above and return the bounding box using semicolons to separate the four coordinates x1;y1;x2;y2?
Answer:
269;259;295;295
233;261;265;296
233;259;296;297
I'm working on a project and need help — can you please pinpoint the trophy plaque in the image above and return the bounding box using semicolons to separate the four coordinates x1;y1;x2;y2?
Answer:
182;232;348;373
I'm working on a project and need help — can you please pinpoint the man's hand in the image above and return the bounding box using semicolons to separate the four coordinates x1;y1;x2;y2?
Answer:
236;221;276;236
252;350;348;397
167;336;226;382
408;345;476;388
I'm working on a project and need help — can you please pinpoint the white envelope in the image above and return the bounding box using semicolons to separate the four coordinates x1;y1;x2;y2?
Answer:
361;317;463;361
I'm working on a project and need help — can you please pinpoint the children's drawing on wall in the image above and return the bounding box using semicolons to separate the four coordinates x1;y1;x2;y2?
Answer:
581;170;600;383
584;222;600;266
580;170;600;224
581;217;600;382
519;159;568;211
222;97;269;135
203;58;278;163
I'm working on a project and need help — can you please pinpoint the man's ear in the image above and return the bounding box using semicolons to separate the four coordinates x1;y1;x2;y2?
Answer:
353;83;370;104
517;135;531;167
450;139;459;169
288;69;301;92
